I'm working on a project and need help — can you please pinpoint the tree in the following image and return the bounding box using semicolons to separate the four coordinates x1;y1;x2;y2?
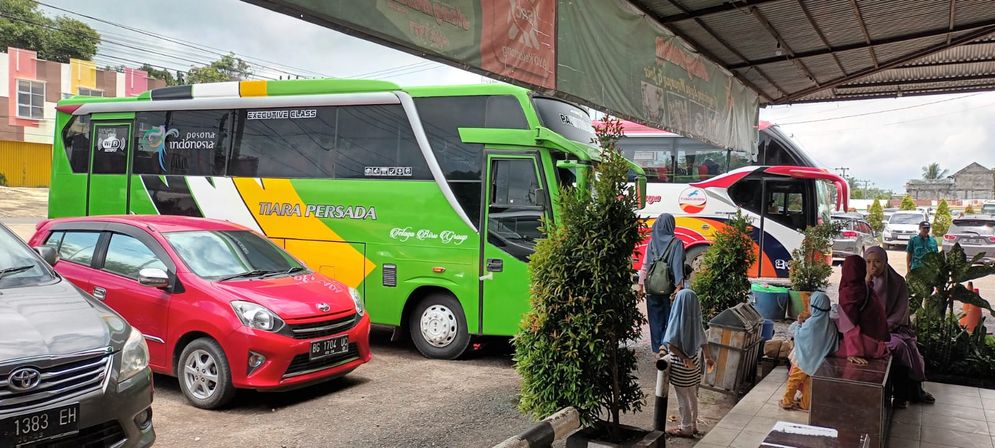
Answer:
900;195;917;211
868;199;885;233
966;204;976;215
515;118;644;440
0;0;99;62
922;162;949;181
139;64;181;87
932;199;952;238
693;210;756;320
187;53;253;83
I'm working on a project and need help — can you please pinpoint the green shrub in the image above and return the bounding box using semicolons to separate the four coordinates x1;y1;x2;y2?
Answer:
514;118;645;437
932;199;952;238
789;222;839;292
900;195;916;211
868;199;885;233
692;210;755;321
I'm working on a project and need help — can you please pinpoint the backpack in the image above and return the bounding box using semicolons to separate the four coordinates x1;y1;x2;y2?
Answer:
645;238;679;296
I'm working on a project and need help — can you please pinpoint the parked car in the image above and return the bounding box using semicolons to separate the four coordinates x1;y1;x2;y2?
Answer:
882;211;928;250
982;202;995;216
832;214;879;259
29;216;372;409
1;222;154;447
943;216;995;265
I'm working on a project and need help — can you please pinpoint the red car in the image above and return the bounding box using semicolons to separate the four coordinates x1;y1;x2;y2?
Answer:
29;215;372;409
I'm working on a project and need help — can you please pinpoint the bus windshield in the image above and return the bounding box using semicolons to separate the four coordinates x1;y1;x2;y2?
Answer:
815;180;835;224
533;97;597;147
618;136;738;183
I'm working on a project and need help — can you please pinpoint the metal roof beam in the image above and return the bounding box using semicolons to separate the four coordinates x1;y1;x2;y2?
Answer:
749;6;821;85
849;0;880;67
774;23;995;103
839;73;995;88
797;0;848;77
789;83;995;103
727;18;995;69
656;0;783;24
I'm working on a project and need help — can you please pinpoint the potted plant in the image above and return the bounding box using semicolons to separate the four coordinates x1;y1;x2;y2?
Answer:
692;210;756;321
515;118;660;446
787;222;838;319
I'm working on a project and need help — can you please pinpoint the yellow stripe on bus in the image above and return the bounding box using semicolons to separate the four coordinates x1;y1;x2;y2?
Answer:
239;80;268;97
233;178;376;288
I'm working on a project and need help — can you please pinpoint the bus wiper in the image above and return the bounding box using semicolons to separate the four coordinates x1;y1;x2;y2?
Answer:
0;265;34;281
218;270;277;282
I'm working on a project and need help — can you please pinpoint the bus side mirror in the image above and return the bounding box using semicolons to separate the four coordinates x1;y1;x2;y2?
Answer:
534;188;546;208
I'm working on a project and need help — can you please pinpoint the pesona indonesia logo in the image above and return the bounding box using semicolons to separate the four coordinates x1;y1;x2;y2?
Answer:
140;126;180;172
678;187;707;214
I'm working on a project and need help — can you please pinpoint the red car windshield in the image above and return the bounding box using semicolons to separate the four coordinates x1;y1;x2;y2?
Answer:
164;230;304;279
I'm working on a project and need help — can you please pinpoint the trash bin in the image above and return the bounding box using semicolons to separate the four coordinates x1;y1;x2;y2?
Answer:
702;302;764;396
752;284;789;320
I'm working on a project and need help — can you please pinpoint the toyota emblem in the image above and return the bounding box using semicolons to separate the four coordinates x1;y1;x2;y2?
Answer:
8;367;41;392
316;303;330;312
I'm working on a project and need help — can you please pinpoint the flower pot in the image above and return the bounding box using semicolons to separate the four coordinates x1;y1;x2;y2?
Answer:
787;290;813;320
565;422;664;448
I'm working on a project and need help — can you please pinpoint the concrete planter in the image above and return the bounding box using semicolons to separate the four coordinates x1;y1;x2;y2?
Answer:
565;423;664;448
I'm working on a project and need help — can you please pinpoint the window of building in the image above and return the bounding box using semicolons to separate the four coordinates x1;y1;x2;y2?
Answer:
133;110;231;176
16;79;45;120
77;87;103;97
229;105;431;180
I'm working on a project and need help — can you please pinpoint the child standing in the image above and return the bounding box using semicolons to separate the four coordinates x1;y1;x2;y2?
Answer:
662;288;714;438
780;292;839;410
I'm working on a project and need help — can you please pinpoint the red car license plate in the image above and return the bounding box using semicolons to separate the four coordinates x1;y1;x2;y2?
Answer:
309;335;349;361
0;403;79;448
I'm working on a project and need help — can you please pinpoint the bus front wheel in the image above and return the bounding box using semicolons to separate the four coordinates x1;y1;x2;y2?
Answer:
409;293;470;360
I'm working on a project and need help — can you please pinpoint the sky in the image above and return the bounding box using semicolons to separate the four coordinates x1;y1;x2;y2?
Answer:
36;0;995;193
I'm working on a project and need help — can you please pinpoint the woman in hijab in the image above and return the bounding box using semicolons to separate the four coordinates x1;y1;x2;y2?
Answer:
780;292;838;410
661;288;714;437
638;213;687;353
835;255;890;364
864;246;934;407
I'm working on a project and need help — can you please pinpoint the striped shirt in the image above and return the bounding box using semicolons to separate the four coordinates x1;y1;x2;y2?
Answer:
667;353;702;388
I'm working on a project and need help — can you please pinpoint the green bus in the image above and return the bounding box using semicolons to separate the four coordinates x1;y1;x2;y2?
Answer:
49;78;646;359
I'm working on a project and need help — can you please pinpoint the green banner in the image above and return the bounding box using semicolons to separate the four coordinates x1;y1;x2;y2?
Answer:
245;0;757;151
556;0;758;151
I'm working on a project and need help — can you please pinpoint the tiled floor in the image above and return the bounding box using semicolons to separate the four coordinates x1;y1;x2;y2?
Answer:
696;367;995;448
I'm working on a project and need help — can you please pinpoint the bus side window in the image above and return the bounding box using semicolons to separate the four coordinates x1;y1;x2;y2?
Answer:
133;110;231;176
91;124;130;174
63;115;92;173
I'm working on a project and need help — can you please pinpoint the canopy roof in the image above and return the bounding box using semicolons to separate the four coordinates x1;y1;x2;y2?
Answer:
631;0;995;104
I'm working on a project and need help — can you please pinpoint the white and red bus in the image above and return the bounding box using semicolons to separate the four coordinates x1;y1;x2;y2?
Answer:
612;121;847;279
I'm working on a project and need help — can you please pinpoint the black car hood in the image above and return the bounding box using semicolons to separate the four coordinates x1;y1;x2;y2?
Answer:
0;279;126;362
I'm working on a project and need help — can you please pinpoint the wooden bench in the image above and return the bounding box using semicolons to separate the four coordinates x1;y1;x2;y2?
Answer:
809;356;892;448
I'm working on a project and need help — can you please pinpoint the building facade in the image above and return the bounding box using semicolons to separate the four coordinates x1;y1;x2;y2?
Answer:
0;47;165;186
905;162;994;201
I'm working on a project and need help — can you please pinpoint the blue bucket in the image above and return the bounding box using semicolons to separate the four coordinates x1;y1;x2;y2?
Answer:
752;284;789;321
761;319;775;341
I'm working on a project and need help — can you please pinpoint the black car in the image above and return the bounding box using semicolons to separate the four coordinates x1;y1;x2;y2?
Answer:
0;223;155;447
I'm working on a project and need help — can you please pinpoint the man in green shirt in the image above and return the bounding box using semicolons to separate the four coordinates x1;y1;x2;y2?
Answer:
906;221;938;272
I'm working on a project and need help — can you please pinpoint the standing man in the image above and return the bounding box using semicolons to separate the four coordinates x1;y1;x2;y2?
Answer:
906;221;938;273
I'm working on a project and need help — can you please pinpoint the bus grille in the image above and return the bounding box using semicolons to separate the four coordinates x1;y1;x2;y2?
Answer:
0;354;110;413
287;313;358;339
283;344;359;378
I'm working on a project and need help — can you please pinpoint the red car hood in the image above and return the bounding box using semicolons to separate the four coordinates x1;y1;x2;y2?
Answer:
209;273;355;320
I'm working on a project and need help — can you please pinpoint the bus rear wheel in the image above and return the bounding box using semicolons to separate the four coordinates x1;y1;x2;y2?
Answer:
409;293;470;360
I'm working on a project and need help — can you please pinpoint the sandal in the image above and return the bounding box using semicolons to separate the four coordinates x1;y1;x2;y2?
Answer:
666;428;695;438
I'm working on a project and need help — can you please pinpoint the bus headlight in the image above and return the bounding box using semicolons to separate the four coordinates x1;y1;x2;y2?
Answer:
349;287;365;316
119;328;150;382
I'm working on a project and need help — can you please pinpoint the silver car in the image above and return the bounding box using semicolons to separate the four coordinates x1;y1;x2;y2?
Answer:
832;215;879;259
943;216;995;265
